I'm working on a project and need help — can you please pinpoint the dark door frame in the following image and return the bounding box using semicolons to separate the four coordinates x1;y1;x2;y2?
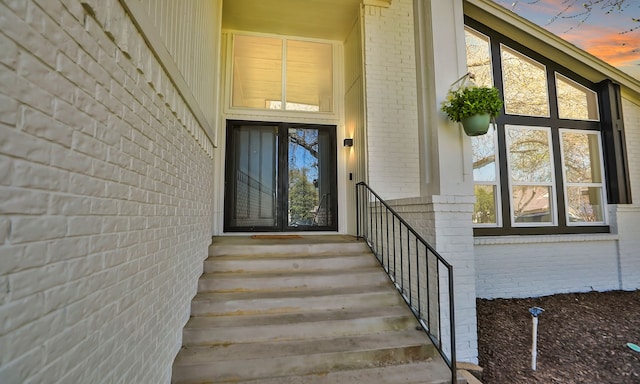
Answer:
224;120;338;232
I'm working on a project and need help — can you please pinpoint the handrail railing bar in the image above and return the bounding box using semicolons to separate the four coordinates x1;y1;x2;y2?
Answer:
426;246;431;330
399;225;404;294
355;182;456;382
437;263;443;350
368;190;373;250
385;207;389;273
448;266;457;383
416;237;421;320
407;230;412;307
382;207;391;272
379;202;384;263
356;186;361;239
392;215;397;283
357;183;452;268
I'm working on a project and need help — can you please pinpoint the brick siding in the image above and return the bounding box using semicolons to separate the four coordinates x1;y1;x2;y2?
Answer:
362;0;421;199
0;1;215;383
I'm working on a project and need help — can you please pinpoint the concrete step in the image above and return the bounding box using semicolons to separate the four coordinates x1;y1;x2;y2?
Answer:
204;252;379;273
183;305;418;345
172;330;436;383
238;360;461;384
208;235;369;257
197;267;389;293
190;285;404;317
172;236;459;384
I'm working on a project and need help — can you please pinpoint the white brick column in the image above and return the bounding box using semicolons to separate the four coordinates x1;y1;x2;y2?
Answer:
613;205;640;290
362;0;421;199
410;0;478;363
389;195;477;363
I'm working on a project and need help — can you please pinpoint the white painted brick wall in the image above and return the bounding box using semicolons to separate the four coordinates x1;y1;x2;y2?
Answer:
623;98;639;200
474;97;640;299
615;205;640;291
388;195;478;363
363;0;421;199
0;1;215;383
619;98;640;291
475;235;621;299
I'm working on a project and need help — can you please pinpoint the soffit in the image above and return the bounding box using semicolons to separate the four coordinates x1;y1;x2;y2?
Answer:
464;0;640;100
222;0;362;41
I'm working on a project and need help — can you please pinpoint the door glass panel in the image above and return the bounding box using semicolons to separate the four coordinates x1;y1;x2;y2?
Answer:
225;122;336;231
287;127;335;228
228;125;277;228
286;40;333;112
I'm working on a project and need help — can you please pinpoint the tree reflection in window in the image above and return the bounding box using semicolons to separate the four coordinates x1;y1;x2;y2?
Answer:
501;46;549;117
465;27;493;88
507;126;555;225
560;130;605;224
472;126;500;225
556;73;599;120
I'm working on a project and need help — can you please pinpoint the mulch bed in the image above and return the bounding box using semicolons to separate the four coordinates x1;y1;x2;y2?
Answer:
477;290;640;383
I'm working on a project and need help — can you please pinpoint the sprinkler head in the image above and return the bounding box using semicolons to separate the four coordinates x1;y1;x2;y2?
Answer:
529;306;544;317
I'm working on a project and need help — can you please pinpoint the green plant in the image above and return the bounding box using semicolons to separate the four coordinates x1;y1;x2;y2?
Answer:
441;85;503;122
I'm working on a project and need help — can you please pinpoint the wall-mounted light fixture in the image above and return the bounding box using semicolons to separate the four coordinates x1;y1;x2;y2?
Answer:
343;138;354;147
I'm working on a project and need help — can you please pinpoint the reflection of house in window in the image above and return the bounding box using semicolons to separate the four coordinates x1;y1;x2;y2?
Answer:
512;186;552;223
465;22;610;235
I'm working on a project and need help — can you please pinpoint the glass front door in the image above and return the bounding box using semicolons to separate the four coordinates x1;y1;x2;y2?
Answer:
225;121;337;231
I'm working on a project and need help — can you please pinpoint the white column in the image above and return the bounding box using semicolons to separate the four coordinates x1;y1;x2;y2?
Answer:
412;0;478;363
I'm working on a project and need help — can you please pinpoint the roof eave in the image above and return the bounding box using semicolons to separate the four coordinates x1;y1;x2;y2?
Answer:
464;0;640;101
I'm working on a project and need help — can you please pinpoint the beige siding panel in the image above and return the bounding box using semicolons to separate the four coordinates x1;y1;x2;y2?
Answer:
344;17;366;234
137;0;221;145
344;17;366;186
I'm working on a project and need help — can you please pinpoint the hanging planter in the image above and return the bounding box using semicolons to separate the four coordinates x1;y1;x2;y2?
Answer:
441;73;503;137
461;113;491;136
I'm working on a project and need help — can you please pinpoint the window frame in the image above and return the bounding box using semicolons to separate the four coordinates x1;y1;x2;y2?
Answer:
465;20;612;236
558;128;608;226
505;125;557;227
227;32;337;117
471;124;502;227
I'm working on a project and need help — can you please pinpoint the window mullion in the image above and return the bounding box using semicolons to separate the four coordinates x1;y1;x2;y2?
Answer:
497;123;511;229
281;39;287;110
550;127;566;227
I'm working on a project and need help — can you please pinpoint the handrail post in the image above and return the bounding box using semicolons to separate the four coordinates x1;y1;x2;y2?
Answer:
356;183;360;238
449;267;457;383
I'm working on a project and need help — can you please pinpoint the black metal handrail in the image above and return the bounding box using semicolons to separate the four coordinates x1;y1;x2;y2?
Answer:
356;182;457;383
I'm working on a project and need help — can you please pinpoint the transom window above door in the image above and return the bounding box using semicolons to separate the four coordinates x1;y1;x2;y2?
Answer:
231;34;334;113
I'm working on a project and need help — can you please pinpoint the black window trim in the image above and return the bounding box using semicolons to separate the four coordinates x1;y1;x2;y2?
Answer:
465;18;622;237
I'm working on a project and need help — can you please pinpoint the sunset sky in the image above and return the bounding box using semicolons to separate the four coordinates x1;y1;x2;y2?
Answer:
492;0;640;79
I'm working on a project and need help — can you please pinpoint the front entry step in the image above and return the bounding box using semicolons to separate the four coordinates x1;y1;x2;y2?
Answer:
171;235;461;384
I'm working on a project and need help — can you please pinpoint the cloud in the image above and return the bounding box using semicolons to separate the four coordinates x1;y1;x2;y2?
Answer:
493;0;640;73
561;25;640;67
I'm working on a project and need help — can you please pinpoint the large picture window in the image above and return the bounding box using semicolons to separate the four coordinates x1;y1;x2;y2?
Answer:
465;24;611;235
